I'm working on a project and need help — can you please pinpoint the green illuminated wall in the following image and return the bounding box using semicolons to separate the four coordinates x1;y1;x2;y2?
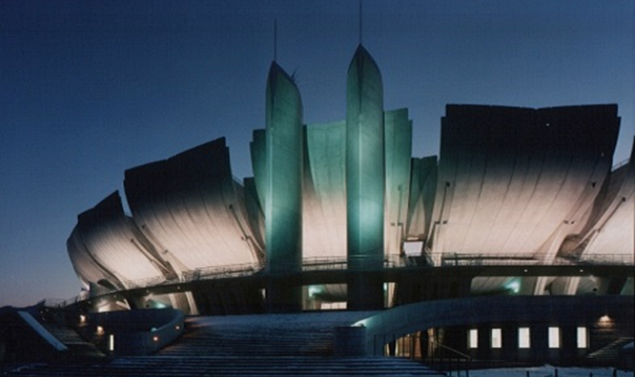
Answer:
346;45;385;310
304;121;347;258
384;108;413;256
264;62;303;311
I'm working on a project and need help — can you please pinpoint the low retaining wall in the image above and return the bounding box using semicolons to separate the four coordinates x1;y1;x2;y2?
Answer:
354;295;634;365
85;308;185;356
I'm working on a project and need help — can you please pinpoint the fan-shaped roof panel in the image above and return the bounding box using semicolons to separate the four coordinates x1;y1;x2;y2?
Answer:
430;105;619;261
124;138;261;272
67;192;166;289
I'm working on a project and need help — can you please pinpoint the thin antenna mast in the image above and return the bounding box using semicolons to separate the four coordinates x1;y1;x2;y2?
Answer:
359;0;363;44
274;19;278;62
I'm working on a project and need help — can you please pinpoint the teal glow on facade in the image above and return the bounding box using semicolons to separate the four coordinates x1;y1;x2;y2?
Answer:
304;121;347;259
346;45;385;310
264;62;304;311
384;109;413;256
66;32;630;320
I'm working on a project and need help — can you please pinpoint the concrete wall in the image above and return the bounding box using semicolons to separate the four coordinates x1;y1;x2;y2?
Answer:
85;308;184;356
354;295;633;365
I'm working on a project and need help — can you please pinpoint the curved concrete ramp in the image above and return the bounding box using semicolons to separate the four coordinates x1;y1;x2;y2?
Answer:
354;295;634;355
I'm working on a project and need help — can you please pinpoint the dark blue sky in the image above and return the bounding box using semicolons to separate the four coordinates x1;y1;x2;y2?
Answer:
1;0;633;307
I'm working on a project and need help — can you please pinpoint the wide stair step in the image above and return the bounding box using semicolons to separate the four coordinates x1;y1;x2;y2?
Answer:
23;310;105;360
585;337;634;365
160;314;362;357
4;356;446;376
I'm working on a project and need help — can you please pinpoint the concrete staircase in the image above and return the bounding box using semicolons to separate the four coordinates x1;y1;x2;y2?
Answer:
160;314;353;357
3;313;446;376
37;320;104;360
3;356;447;376
585;337;634;366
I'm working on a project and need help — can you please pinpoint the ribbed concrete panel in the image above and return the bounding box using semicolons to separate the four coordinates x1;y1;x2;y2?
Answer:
430;105;619;262
582;141;635;262
67;192;166;289
384;109;412;255
346;45;385;310
264;62;303;274
530;106;618;261
406;156;437;242
304;121;347;260
243;177;266;256
233;180;265;263
124;138;261;272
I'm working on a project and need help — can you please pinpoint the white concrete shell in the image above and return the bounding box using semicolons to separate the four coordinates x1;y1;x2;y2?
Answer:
429;105;620;264
123;138;263;274
66;192;169;290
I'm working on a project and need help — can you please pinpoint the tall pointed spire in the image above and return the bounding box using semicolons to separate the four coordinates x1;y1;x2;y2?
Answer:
346;42;385;310
264;58;304;313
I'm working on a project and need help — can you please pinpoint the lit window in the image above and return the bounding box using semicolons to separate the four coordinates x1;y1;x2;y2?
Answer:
518;327;530;348
577;327;587;348
548;327;560;348
491;328;502;348
469;329;478;349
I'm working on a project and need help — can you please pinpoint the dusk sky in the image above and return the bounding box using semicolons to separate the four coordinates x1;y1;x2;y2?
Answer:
1;0;633;307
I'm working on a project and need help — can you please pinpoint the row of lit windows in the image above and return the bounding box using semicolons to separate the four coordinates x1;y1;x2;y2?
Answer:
468;327;588;349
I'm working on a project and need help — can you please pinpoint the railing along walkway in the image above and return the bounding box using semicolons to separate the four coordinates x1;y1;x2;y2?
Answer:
47;252;633;309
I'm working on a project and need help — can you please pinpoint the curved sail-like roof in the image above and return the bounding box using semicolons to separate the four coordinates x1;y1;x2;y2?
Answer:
124;138;263;273
429;105;620;263
64;33;631;309
67;226;121;291
66;192;169;290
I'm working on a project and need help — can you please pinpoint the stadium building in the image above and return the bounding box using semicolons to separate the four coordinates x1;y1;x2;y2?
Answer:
65;44;633;365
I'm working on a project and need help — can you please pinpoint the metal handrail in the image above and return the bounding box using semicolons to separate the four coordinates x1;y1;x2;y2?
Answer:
427;338;472;377
440;252;634;266
46;251;633;309
376;333;472;377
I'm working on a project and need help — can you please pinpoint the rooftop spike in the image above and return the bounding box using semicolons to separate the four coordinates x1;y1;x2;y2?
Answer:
273;19;277;62
359;0;363;45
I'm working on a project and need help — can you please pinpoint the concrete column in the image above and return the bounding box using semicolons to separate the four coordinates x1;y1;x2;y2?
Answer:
264;62;303;312
346;45;385;310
